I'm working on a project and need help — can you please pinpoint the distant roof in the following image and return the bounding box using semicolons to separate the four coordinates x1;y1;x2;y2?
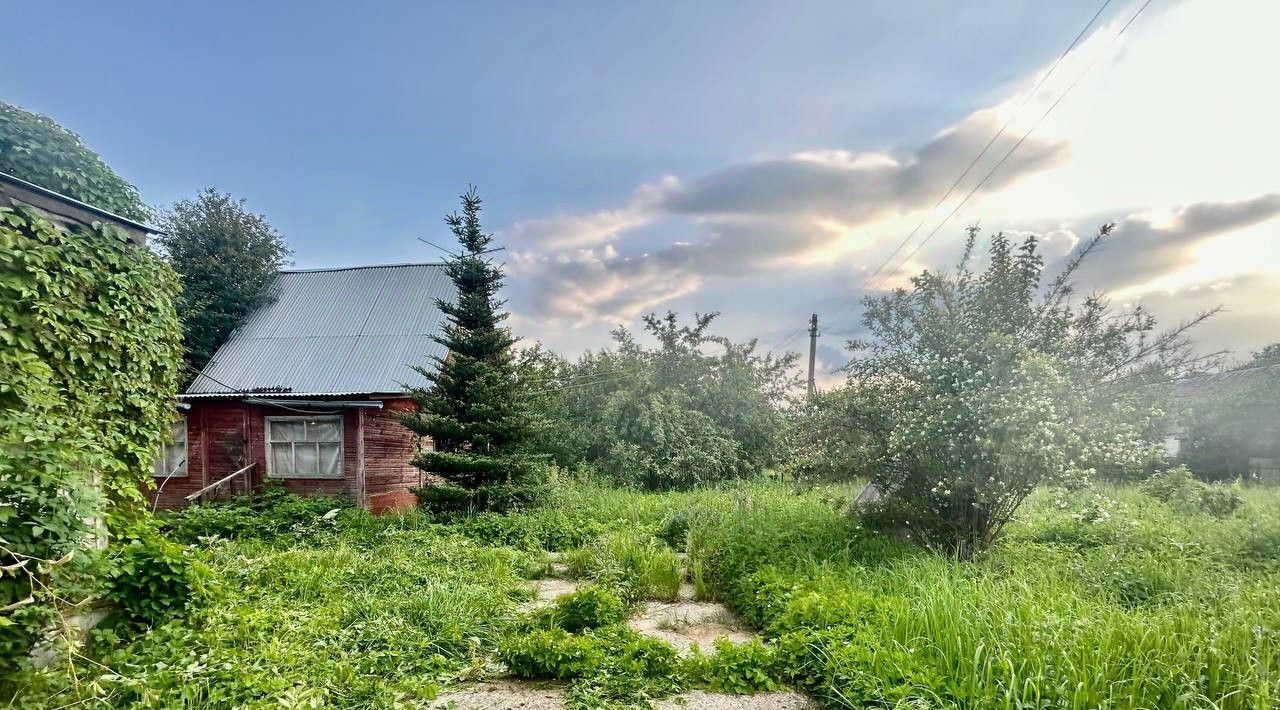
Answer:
1170;362;1280;402
185;263;453;398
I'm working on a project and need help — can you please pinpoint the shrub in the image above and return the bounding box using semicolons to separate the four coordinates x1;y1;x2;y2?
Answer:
105;536;201;626
598;390;751;491
551;585;629;632
547;312;800;490
778;389;867;482
414;482;551;517
843;229;1191;557
684;639;782;694
658;505;717;549
164;487;348;543
1141;466;1243;518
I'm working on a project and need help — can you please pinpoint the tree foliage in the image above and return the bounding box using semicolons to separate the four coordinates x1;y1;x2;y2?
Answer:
778;388;867;482
0;206;181;669
0;102;148;222
842;227;1212;557
1177;349;1280;482
535;312;800;490
402;188;537;492
154;189;291;376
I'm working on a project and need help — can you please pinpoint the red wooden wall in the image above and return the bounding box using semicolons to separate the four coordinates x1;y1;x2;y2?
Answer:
363;398;429;513
147;397;424;513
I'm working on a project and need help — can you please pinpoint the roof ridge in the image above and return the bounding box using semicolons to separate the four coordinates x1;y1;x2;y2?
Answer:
280;262;447;274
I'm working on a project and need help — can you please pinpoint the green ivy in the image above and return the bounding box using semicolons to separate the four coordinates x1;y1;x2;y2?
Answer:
0;206;181;672
0;102;150;222
105;536;202;626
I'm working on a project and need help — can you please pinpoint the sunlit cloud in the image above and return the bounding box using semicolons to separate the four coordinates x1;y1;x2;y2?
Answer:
505;0;1280;363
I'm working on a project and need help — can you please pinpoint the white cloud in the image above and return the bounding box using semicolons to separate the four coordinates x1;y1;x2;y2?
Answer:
509;107;1069;326
505;0;1280;360
1075;194;1280;292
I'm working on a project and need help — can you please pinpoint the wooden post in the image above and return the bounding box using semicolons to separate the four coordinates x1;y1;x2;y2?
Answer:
355;408;367;510
199;405;211;498
242;403;252;496
807;313;819;398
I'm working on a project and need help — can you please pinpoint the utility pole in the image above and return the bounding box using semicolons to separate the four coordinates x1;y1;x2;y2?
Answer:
807;313;819;398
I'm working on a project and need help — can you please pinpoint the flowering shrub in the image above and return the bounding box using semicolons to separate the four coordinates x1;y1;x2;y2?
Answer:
843;228;1204;556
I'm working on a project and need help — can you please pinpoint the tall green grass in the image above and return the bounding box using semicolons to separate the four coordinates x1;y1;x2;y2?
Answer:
564;532;683;602
13;520;537;708
668;484;1280;709
18;480;1280;709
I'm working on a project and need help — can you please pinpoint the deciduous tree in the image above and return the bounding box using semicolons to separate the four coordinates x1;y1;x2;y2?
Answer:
154;189;291;376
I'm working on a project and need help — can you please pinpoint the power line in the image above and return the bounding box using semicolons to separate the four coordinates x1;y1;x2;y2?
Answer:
856;0;1116;296
863;0;1155;295
181;363;344;415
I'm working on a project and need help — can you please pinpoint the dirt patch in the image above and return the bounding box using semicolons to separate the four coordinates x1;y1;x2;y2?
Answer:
519;578;581;611
655;689;818;709
430;679;566;709
628;600;755;654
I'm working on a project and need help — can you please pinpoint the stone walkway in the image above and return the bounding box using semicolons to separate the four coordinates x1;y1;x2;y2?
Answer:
628;597;755;655
434;554;816;709
430;679;566;709
518;578;581;612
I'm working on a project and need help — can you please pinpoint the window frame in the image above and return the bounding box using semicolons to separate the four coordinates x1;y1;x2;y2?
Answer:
153;417;189;478
264;415;345;480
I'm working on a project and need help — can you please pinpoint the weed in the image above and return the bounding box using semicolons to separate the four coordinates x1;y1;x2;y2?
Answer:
551;585;629;632
1141;466;1243;518
567;532;683;602
105;536;202;626
683;638;782;694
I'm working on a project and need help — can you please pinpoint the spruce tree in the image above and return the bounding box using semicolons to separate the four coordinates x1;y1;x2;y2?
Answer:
404;187;535;492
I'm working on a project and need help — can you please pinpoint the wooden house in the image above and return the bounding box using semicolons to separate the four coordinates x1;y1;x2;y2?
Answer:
149;263;452;513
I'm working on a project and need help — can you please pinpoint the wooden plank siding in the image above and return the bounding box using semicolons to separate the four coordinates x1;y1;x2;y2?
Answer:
146;404;210;509
147;397;425;513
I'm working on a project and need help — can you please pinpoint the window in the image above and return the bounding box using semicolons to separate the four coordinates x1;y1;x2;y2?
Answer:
266;416;344;479
154;418;188;478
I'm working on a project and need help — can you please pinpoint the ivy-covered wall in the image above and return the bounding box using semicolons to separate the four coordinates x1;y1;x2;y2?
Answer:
0;205;181;667
0;102;150;222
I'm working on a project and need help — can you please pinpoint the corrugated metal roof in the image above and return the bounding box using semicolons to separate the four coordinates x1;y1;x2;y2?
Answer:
185;263;453;397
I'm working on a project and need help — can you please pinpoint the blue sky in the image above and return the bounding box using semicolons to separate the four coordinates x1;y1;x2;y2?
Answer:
5;1;1278;369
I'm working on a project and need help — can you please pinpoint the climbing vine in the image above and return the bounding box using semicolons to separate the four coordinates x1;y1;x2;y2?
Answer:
0;102;150;222
0;206;181;669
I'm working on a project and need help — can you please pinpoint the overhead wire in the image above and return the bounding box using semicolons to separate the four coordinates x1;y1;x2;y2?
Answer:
818;0;1142;340
854;0;1116;297
862;0;1155;296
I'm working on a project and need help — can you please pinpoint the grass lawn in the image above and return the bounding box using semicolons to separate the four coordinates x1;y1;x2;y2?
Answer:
12;482;1280;709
